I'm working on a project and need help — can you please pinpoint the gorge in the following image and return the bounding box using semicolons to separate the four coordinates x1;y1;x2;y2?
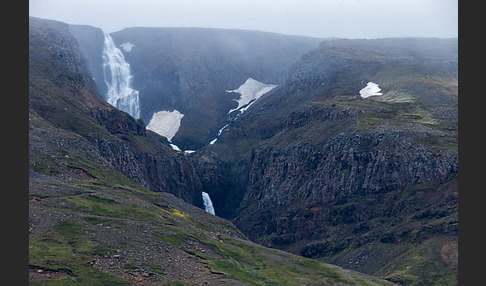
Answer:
30;16;458;285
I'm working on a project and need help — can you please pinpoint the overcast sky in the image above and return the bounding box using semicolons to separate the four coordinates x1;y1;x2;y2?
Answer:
29;0;458;39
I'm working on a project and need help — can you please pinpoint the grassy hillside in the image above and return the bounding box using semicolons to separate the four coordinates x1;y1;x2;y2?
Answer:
29;16;394;285
29;156;394;285
195;38;458;285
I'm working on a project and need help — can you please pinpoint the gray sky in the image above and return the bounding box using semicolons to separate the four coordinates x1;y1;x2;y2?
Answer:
29;0;458;39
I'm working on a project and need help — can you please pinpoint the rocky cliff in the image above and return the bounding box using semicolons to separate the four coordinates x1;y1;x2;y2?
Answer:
29;17;203;206
28;17;396;286
29;15;458;284
73;26;322;150
196;38;458;285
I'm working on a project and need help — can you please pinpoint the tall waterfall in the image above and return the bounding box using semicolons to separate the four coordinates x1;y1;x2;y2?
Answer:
102;33;140;119
202;192;215;215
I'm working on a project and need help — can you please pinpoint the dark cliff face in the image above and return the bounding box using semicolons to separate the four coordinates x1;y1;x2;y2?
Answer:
236;129;457;245
196;38;458;284
103;28;322;150
234;134;457;284
68;24;107;97
29;17;203;206
28;18;399;286
30;17;458;284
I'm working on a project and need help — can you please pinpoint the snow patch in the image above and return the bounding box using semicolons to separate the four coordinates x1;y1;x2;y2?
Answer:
226;78;277;114
146;110;184;142
209;124;229;145
359;82;383;98
169;144;181;151
119;42;135;52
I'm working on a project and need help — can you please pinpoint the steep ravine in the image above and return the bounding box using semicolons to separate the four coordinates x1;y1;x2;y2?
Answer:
29;16;398;285
29;16;204;206
71;25;323;150
236;129;457;256
194;38;458;285
31;16;458;285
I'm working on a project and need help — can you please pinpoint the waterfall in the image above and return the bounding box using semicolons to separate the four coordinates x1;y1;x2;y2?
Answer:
202;192;215;215
101;33;140;119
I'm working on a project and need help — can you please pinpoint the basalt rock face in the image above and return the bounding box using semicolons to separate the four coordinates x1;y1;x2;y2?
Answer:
198;38;458;284
236;138;458;285
30;16;458;284
68;24;107;97
236;129;457;251
29;17;203;206
29;17;399;286
102;28;322;150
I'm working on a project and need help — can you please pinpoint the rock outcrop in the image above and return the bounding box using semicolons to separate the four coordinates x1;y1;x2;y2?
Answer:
30;17;458;284
196;38;458;284
29;17;396;286
74;27;323;150
29;17;203;206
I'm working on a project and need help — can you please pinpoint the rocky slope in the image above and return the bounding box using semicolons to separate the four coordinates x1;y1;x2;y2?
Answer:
29;17;394;285
29;16;203;206
29;168;395;285
70;25;323;150
195;38;458;285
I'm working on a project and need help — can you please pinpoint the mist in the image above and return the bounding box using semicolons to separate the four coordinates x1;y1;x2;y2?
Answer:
29;0;457;39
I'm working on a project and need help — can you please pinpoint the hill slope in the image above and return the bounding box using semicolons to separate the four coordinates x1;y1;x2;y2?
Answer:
28;17;394;285
29;16;203;206
195;38;458;285
71;25;323;150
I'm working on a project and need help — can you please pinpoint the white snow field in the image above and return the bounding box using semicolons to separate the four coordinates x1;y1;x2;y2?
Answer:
169;144;181;151
227;78;277;114
119;42;135;52
146;110;184;142
359;82;383;98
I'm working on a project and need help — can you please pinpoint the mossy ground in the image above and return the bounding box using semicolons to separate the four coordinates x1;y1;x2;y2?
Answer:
29;151;394;285
377;238;457;286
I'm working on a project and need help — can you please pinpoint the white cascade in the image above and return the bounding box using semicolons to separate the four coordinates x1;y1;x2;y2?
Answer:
202;192;215;215
102;33;140;119
209;124;229;145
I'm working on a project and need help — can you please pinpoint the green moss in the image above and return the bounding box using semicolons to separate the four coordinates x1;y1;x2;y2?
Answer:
30;235;90;273
29;267;125;286
378;239;457;285
164;281;191;286
66;156;150;194
84;195;117;205
356;100;437;131
144;263;166;274
153;232;188;247
123;263;138;269
414;135;457;150
91;246;114;257
193;236;370;286
30;236;84;270
64;196;152;222
30;220;125;285
53;221;85;240
82;217;106;225
30;154;62;176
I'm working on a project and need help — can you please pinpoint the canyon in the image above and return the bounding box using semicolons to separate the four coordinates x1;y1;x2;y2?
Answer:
29;16;457;285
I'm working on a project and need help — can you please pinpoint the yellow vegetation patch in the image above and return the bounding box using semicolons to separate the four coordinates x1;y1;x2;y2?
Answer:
170;207;188;218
